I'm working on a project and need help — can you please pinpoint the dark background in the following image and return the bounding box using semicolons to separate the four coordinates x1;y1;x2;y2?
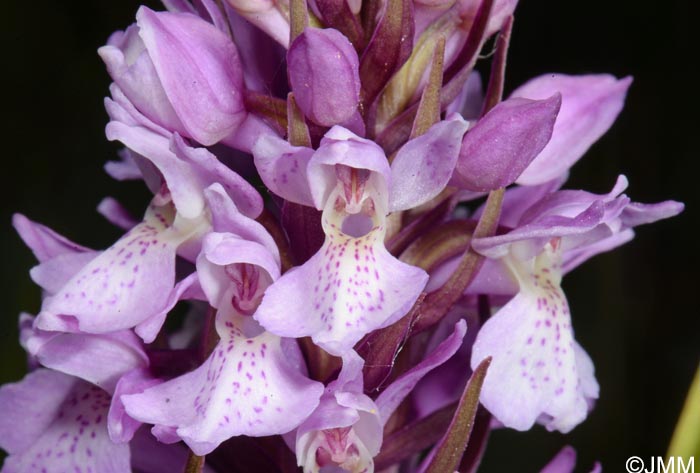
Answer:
1;1;696;471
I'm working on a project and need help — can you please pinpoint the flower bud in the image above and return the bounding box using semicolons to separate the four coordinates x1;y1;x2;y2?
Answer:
287;28;361;127
99;7;247;146
452;94;561;191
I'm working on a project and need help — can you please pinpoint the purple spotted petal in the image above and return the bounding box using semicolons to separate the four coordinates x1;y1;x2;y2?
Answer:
0;370;130;473
30;252;98;296
35;203;181;334
252;133;315;206
21;315;148;394
389;114;469;212
0;369;75;454
470;260;598;433
513;74;633;185
287;27;361;127
254;222;428;356
452;94;561;192
123;318;324;455
136;7;247;145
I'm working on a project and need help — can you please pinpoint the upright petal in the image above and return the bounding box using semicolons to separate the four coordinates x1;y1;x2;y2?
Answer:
472;176;631;260
513;74;633;185
13;215;99;295
204;184;280;260
252;133;316;206
13;214;92;263
620;199;685;227
197;232;281;312
389;114;469;211
307;126;391;211
97;197;139;231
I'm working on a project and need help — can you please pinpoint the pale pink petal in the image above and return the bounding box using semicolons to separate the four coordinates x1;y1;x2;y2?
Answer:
123;324;323;455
